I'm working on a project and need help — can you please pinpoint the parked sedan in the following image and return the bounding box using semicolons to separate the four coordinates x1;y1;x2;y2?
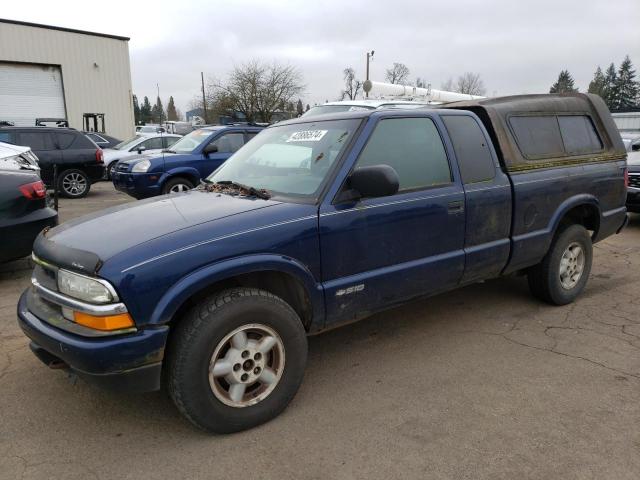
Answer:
102;134;181;179
0;142;58;263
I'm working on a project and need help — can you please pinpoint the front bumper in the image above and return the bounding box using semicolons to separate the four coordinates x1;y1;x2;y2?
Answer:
627;188;640;213
112;171;161;199
17;290;169;392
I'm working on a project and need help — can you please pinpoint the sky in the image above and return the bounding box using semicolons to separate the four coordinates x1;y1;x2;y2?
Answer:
3;0;639;114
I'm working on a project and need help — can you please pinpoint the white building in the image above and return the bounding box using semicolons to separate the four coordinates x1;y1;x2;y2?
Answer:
0;18;134;141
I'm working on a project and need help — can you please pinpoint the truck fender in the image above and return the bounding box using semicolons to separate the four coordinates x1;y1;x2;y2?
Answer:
547;194;601;238
148;254;325;327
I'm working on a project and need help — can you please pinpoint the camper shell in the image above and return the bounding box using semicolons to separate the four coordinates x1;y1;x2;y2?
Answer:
443;93;627;172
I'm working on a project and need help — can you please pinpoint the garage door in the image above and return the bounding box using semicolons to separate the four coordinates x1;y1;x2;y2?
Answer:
0;63;66;126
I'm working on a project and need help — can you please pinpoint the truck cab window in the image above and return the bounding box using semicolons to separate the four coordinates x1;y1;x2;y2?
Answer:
355;117;451;191
442;115;496;184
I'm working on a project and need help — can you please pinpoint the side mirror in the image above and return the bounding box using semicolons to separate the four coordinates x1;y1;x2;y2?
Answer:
338;165;399;202
203;143;218;155
135;146;147;154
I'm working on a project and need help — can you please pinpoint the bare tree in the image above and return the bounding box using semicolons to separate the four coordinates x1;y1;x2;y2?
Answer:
385;62;410;84
341;67;362;100
441;78;454;91
455;72;486;95
213;60;304;123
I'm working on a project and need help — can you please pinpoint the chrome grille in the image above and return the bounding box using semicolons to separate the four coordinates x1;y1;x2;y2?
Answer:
630;174;640;189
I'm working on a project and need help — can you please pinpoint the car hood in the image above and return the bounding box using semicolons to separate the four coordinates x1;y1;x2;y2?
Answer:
34;191;285;273
0;141;30;159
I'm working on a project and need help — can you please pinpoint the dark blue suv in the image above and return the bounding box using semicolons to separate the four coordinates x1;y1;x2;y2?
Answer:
112;125;263;198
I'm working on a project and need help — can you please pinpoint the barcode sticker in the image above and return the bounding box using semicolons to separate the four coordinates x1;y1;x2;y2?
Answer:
286;130;328;142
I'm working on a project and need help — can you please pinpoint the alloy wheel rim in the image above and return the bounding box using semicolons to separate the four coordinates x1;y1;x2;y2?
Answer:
169;183;189;193
559;242;585;290
62;173;87;195
208;323;285;408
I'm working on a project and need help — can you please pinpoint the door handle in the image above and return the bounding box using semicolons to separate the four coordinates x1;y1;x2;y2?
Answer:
447;201;464;214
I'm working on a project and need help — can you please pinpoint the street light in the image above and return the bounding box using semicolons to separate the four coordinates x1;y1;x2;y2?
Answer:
365;50;375;98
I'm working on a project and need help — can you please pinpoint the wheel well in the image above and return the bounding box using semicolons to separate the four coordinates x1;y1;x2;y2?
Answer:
170;270;314;331
163;173;198;189
557;204;600;238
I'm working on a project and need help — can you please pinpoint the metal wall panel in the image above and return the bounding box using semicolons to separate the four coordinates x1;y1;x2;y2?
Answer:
0;22;134;140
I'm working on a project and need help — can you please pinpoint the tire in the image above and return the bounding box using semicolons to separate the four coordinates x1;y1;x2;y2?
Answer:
167;288;308;433
527;224;593;305
57;169;90;198
162;177;194;194
107;162;118;180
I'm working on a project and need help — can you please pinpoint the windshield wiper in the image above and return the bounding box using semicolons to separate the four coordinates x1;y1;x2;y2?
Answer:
214;180;271;200
162;149;176;153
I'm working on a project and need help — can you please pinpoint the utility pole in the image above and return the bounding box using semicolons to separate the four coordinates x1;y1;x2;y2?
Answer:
365;50;375;98
201;72;208;124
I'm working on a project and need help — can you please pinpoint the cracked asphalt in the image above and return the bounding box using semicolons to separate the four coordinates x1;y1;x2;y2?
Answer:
1;183;639;480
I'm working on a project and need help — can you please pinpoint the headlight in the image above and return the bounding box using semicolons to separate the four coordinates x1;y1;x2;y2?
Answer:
132;159;151;173
57;270;116;304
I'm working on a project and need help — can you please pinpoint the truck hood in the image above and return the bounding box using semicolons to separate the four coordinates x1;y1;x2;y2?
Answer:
34;191;284;273
627;151;640;167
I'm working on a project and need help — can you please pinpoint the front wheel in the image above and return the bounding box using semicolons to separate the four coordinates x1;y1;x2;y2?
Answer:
167;288;308;433
527;224;593;305
162;177;194;194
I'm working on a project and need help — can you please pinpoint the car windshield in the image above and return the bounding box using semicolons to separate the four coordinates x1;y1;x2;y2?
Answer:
302;105;375;117
169;129;213;153
208;119;360;200
113;136;142;150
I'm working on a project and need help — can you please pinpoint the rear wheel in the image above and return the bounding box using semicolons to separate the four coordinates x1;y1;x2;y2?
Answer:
162;176;194;194
527;224;592;305
58;169;90;198
167;288;308;433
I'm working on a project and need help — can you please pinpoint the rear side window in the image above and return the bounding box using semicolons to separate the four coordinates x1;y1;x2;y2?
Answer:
18;132;55;151
355;117;451;191
141;137;164;150
72;133;97;149
558;115;602;155
56;132;76;149
163;136;179;148
442;115;495;184
509;116;565;159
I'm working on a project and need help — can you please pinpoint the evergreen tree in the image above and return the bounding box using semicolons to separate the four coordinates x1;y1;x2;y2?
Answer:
614;55;639;109
296;99;303;116
549;70;578;94
132;94;141;125
305;104;310;112
603;63;618;109
166;96;178;121
151;96;165;124
587;66;606;99
140;96;152;124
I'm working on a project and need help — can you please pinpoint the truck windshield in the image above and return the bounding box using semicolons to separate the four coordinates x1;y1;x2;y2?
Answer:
208;119;360;200
169;129;213;153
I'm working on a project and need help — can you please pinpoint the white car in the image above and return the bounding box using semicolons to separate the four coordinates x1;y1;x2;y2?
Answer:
0;141;39;169
302;99;432;117
103;134;181;178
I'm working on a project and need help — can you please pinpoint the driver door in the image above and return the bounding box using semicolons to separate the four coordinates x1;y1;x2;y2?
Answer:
319;116;466;327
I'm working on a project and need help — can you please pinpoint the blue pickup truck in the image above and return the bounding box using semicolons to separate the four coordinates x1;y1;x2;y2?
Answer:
18;94;628;433
112;125;263;198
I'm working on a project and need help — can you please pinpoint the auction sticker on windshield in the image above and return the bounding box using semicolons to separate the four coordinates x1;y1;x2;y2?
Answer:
286;130;328;142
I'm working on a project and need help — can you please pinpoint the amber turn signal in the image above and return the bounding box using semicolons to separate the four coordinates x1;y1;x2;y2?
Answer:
74;311;135;331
